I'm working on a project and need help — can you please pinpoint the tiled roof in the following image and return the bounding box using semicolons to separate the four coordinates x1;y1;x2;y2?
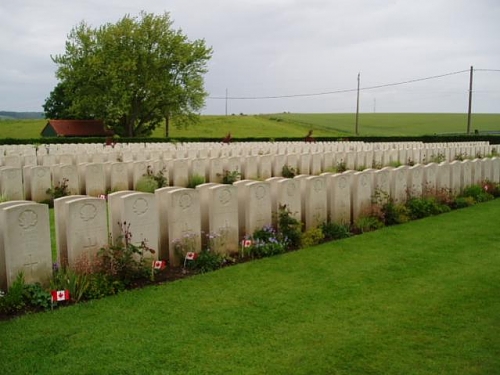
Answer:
44;120;114;137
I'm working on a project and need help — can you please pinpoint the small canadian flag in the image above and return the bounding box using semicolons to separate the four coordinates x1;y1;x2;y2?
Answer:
185;252;198;261
242;239;252;248
152;260;166;270
52;290;70;302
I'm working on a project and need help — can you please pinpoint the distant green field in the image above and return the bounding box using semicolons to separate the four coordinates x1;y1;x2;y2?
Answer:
1;113;499;140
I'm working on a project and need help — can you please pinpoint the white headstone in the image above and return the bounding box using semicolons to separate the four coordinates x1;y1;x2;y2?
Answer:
118;192;159;260
298;154;311;175
52;164;80;195
491;157;500;183
167;188;201;266
351;171;372;221
85;163;106;197
275;178;302;224
449;161;462;195
206;184;239;254
303;176;327;230
258;155;273;180
0;167;23;200
272;154;286;177
390;166;409;204
1;203;52;290
470;159;482;185
242;155;259;180
407;164;423;198
155;187;185;261
481;158;493;182
195;183;221;237
422;163;438;196
310;153;322;175
107;190;135;245
3;155;22;168
30;166;52;203
53;195;87;266
189;158;207;184
208;158;224;183
65;197;108;266
0;201;33;290
172;159;189;187
132;161;150;190
373;168;391;196
109;162;130;192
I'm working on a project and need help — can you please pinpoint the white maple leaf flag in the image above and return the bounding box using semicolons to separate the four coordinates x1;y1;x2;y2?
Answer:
51;290;70;302
152;260;166;270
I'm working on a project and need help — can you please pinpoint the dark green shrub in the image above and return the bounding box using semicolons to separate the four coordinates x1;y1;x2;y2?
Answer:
276;204;302;249
45;178;70;207
220;169;241;184
97;222;155;286
370;189;409;226
146;165;168;188
335;160;347;173
380;201;410;226
83;273;122;300
282;165;297;178
0;273;27;314
453;196;476;209
135;176;158;193
406;197;450;220
249;225;287;258
23;283;52;311
185;248;226;274
136;166;168;192
187;174;205;188
51;264;91;303
353;216;385;234
300;227;325;248
483;181;500;197
461;185;494;203
321;221;352;241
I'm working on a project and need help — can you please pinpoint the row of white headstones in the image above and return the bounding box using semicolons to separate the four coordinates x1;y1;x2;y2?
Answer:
0;141;498;292
0;141;496;201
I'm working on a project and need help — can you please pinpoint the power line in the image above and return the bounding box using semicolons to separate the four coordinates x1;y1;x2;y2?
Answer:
475;68;500;72
208;69;471;100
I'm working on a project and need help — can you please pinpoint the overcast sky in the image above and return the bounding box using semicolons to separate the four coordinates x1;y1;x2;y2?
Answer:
1;0;499;115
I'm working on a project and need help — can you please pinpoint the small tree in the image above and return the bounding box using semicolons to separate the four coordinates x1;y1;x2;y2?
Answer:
45;12;212;137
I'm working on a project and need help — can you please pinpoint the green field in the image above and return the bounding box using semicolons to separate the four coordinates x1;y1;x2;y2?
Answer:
1;200;499;374
1;113;499;139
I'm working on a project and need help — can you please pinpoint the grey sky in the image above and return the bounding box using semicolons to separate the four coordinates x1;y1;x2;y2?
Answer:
1;0;499;115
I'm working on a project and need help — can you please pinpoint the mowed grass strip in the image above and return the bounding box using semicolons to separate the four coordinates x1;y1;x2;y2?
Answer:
1;200;500;375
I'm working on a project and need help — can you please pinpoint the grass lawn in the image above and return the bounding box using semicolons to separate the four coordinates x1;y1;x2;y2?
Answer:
1;200;499;374
2;113;499;139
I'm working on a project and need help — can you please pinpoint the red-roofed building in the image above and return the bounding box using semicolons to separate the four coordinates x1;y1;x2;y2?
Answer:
41;120;114;137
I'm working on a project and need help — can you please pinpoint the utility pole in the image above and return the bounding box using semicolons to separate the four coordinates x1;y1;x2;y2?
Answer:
225;88;228;116
467;66;473;134
355;72;360;135
373;98;376;113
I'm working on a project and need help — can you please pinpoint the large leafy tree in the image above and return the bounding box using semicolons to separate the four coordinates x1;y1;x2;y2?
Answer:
45;12;212;137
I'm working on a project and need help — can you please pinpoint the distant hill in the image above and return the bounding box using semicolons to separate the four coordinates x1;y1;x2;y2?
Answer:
0;111;44;120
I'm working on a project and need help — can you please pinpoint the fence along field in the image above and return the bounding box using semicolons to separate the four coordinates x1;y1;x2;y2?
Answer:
1;113;500;139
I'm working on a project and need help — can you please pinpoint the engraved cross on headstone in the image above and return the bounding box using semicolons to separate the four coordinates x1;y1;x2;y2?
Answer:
23;254;39;278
